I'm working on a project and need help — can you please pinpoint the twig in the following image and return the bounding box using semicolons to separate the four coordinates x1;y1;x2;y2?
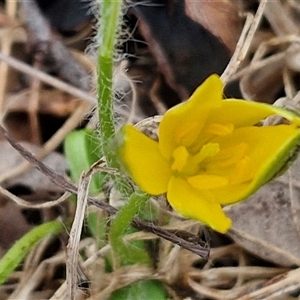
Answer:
28;61;42;144
0;1;18;113
0;51;96;104
221;0;268;83
0;186;70;208
0;51;138;120
221;14;253;84
0;101;92;184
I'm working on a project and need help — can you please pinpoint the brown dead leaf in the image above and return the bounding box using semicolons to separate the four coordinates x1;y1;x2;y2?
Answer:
0;140;67;192
185;0;242;52
226;157;300;267
128;0;232;100
0;140;67;254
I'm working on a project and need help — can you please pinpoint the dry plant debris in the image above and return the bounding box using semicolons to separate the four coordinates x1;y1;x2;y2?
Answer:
0;0;300;299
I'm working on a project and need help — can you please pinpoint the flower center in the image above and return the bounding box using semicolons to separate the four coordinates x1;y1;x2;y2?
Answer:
171;143;219;174
171;134;254;189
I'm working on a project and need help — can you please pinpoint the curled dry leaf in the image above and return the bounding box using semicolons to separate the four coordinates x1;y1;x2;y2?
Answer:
226;157;300;267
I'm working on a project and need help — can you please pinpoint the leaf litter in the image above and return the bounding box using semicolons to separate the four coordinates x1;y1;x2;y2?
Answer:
0;0;300;299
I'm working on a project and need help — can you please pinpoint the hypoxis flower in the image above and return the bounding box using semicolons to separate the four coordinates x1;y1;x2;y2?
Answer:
117;75;300;233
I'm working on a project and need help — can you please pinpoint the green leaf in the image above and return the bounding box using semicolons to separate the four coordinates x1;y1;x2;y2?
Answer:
0;220;63;285
64;129;107;243
64;129;105;194
109;280;168;300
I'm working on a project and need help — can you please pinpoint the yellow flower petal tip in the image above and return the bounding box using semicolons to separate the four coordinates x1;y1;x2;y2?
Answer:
209;214;232;234
117;74;300;233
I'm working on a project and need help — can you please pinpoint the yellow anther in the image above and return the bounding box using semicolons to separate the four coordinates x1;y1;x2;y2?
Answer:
171;146;189;172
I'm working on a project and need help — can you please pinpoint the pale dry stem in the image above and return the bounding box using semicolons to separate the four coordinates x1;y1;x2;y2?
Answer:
0;0;18;113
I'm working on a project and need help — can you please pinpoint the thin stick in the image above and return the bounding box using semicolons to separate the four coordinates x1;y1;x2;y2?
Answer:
0;51;96;104
0;186;70;208
0;51;136;120
221;0;268;83
221;14;253;84
28;62;42;144
0;101;91;184
0;1;18;113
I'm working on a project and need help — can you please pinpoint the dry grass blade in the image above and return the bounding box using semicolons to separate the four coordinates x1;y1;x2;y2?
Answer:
8;238;65;300
236;268;300;300
221;0;267;83
0;1;17;113
0;52;96;105
66;170;92;299
0;101;91;185
0;186;70;208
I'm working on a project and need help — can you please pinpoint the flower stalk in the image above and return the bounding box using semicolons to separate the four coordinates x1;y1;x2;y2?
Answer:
109;189;151;265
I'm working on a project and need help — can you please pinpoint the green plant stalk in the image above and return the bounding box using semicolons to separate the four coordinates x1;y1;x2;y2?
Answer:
97;0;121;165
98;1;151;265
109;189;150;265
0;220;63;285
97;0;132;197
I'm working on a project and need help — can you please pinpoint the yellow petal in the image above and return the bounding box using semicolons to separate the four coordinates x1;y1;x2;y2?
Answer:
207;100;282;128
159;75;223;160
187;174;229;189
167;176;232;233
211;124;300;204
119;125;171;195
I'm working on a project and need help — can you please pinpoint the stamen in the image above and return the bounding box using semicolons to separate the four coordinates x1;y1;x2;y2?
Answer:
229;156;254;185
207;143;249;168
191;143;220;165
171;146;189;172
205;123;234;136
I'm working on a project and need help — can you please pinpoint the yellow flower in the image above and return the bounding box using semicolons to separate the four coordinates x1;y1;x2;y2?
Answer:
118;75;300;233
